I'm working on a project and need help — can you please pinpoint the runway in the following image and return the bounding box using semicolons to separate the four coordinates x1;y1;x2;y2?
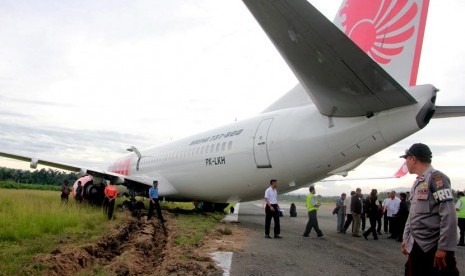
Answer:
229;201;465;276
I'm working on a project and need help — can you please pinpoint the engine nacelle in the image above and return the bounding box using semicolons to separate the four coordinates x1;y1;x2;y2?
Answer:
73;176;105;206
84;183;105;205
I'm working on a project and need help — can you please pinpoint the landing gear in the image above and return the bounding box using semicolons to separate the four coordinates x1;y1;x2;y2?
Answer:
200;202;229;213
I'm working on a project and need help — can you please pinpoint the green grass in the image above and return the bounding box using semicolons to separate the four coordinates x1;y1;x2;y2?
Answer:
173;212;225;247
0;189;115;275
160;201;195;210
0;181;60;191
0;188;228;275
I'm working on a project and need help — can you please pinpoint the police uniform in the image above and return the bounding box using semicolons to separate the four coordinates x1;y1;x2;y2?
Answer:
403;165;458;275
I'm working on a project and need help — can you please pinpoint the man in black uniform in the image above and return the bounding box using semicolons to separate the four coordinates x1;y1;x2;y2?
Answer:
399;143;458;275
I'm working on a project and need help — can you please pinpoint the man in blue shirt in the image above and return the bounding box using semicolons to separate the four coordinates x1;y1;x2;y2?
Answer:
148;180;166;223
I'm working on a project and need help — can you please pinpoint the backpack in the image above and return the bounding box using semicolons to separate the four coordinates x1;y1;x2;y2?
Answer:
290;203;297;217
332;205;339;215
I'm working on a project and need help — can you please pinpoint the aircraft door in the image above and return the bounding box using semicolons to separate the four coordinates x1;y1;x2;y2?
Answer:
253;118;273;168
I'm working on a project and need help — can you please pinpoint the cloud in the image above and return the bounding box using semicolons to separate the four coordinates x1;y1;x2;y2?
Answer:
0;0;465;197
0;122;152;168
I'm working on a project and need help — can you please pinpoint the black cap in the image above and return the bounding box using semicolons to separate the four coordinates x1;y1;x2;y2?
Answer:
400;143;432;161
153;180;158;184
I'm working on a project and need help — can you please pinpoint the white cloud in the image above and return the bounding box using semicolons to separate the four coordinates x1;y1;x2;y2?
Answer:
0;0;464;196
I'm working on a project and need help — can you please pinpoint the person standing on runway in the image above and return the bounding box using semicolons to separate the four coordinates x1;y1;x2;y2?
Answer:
363;189;379;240
400;143;458;275
343;190;355;233
264;179;282;239
336;193;346;233
303;186;324;238
455;191;465;246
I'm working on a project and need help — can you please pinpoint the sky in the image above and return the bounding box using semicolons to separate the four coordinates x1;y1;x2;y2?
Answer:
0;0;464;196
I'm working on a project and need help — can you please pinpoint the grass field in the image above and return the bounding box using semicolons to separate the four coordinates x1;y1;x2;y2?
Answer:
0;181;60;191
0;189;117;275
0;188;227;275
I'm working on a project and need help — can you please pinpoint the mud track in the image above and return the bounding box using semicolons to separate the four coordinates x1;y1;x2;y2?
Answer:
29;215;224;276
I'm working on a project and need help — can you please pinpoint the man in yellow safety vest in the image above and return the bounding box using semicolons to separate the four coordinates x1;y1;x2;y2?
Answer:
456;191;465;246
303;186;324;238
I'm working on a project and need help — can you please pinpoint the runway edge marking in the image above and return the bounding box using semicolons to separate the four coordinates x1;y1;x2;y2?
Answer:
211;203;240;275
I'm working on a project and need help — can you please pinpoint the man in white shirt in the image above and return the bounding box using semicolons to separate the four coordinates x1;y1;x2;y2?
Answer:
382;192;391;234
386;190;401;239
343;191;355;233
264;179;282;239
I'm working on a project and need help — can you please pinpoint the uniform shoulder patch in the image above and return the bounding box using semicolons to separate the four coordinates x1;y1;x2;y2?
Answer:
430;172;453;203
433;175;444;188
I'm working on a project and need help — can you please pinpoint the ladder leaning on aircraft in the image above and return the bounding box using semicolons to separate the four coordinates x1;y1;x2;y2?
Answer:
1;0;465;212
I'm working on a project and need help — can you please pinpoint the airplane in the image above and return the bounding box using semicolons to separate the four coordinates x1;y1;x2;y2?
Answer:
2;0;465;211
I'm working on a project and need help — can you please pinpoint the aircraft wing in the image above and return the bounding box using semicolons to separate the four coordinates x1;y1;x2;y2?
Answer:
0;151;155;194
0;151;85;172
243;0;417;117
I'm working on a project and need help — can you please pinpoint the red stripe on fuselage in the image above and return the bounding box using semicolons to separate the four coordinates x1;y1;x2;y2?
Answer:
110;158;130;176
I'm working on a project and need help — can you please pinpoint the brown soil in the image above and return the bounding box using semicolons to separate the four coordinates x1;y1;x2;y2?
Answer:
26;212;246;276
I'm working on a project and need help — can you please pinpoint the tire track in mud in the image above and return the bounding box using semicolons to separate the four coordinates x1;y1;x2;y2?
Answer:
31;219;168;276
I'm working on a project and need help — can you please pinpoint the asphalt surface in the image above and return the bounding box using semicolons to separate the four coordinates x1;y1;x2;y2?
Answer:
230;202;465;276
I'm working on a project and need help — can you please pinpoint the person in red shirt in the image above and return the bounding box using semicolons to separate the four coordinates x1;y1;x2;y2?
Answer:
104;183;118;220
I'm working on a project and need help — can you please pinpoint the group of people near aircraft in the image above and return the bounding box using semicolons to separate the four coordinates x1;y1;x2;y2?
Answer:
60;178;167;223
264;143;461;275
336;188;410;242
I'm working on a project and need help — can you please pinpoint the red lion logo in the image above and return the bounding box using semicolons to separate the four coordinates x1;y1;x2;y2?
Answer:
339;0;418;64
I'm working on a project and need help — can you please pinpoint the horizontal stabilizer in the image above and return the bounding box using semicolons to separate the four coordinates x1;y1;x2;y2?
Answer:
328;157;368;177
433;106;465;119
243;0;417;117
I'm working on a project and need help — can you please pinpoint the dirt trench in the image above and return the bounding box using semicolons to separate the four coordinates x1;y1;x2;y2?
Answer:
27;215;224;276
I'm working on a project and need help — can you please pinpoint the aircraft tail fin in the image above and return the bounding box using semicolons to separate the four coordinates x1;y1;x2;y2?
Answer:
332;0;430;87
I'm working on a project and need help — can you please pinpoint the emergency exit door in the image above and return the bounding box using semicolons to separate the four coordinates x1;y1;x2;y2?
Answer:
253;118;273;168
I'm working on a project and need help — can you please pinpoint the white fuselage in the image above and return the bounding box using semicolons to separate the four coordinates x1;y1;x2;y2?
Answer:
109;84;436;203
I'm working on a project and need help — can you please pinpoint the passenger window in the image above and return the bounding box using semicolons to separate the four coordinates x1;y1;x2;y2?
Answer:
228;141;233;150
216;143;220;152
210;144;214;153
201;146;205;154
221;142;226;151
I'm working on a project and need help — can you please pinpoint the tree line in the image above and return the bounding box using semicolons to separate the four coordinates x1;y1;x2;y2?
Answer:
0;166;78;186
